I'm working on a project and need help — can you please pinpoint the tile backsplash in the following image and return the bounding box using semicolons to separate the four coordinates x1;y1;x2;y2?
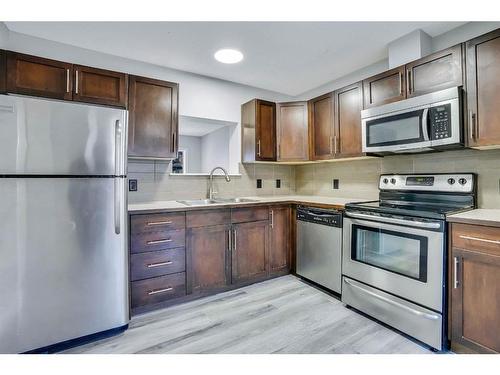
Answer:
127;161;296;203
128;148;500;208
296;148;500;208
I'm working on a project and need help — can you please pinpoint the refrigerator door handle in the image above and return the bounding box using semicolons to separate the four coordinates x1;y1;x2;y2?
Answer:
114;177;121;235
115;119;123;176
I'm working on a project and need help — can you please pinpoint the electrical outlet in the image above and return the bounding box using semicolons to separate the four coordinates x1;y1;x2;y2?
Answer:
333;179;339;190
129;179;138;192
276;179;281;188
257;179;262;189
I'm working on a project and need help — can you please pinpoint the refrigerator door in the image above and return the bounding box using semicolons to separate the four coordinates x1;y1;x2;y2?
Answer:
0;94;127;176
0;177;128;353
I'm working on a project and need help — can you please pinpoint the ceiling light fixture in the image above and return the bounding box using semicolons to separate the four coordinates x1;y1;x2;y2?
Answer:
214;49;244;64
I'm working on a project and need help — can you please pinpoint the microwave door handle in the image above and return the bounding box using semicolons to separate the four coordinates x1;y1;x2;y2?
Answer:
422;108;430;141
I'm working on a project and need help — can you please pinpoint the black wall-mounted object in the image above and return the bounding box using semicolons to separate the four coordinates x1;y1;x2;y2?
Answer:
129;179;138;192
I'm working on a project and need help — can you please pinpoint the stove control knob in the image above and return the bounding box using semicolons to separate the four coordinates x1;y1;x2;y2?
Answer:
390;178;396;185
383;178;389;184
447;178;456;185
458;178;467;185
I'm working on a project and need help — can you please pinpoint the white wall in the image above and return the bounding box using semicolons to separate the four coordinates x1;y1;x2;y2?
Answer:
201;126;231;173
178;135;202;173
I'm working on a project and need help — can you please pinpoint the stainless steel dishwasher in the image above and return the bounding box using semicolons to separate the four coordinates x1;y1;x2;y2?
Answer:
296;206;343;294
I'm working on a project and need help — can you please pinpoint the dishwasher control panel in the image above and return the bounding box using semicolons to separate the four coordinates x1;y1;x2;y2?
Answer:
296;206;342;227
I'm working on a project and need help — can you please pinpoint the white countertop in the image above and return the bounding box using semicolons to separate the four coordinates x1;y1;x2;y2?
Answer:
447;209;500;227
128;195;369;212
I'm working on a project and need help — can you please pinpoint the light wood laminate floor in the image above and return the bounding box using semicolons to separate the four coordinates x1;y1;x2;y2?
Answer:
63;275;431;354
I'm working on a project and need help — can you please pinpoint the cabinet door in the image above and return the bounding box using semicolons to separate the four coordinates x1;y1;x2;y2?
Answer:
128;75;179;159
451;247;500;353
277;102;309;161
466;29;500;148
269;206;291;276
255;99;277;161
362;66;406;108
6;51;72;100
186;224;231;294
406;44;463;98
73;65;127;107
334;82;363;158
308;93;335;160
232;220;269;284
0;50;6;93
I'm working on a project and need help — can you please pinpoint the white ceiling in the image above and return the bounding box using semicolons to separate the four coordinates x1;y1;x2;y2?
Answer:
5;22;465;96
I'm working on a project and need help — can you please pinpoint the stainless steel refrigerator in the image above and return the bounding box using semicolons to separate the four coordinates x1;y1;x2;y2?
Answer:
0;94;129;353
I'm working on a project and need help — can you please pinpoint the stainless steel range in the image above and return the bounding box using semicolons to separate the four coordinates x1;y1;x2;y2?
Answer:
341;173;476;351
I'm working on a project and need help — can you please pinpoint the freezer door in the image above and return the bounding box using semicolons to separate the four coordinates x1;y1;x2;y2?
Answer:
0;94;127;176
0;177;128;353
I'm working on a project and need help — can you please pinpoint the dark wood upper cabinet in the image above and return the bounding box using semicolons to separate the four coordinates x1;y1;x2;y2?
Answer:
334;82;363;158
466;28;500;148
255;99;277;161
277;101;309;161
231;220;269;284
450;223;500;354
405;44;463;98
0;50;6;93
269;205;291;276
362;66;406;108
73;65;127;108
187;224;231;294
128;75;179;160
6;51;73;100
308;92;335;160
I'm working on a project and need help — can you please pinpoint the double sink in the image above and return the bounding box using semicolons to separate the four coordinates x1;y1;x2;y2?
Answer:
177;197;259;206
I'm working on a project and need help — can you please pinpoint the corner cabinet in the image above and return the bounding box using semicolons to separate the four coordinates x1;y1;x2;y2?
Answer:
127;75;179;160
450;223;500;354
466;29;500;148
334;82;364;158
308;93;335;160
276;101;309;161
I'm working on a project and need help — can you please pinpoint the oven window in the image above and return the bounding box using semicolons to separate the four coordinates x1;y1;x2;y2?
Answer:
366;109;425;147
351;224;428;282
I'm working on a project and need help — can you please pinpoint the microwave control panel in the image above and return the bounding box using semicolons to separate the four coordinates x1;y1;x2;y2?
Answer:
429;104;452;140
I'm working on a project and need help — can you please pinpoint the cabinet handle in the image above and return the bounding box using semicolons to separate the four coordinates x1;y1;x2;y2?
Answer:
146;221;173;226
233;229;237;251
459;235;500;245
147;261;173;268
172;132;176;153
257;140;261;157
399;71;403;95
407;69;412;94
270;210;274;229
75;70;79;94
468;111;476;140
334;135;338;154
228;229;232;252
453;257;459;289
329;136;333;154
147;287;173;295
66;69;70;93
146;238;172;245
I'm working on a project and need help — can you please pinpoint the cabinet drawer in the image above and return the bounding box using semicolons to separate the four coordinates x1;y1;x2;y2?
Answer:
130;248;186;281
130;212;185;234
131;272;186;308
231;206;269;223
186;209;231;228
452;223;500;256
130;229;185;253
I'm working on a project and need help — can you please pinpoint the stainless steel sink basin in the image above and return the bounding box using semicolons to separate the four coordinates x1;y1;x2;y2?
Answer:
177;197;259;206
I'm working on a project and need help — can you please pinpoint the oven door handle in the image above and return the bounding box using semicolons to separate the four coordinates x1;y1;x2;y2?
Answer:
344;279;440;321
346;211;441;229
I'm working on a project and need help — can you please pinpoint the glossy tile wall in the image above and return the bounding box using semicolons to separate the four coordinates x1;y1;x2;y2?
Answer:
295;149;500;208
128;161;296;203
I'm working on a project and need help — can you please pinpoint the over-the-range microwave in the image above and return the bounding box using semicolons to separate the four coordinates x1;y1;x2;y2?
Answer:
361;86;463;155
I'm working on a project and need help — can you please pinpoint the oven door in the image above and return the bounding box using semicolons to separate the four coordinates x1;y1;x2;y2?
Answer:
362;106;431;153
342;214;444;312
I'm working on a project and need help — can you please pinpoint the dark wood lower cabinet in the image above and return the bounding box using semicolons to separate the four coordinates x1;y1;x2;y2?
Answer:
269;205;291;276
231;220;269;284
450;223;500;353
186;224;231;294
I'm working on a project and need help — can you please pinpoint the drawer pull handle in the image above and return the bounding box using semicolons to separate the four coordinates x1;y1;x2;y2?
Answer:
147;287;173;295
146;239;172;245
459;235;500;245
147;261;173;268
147;221;173;226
